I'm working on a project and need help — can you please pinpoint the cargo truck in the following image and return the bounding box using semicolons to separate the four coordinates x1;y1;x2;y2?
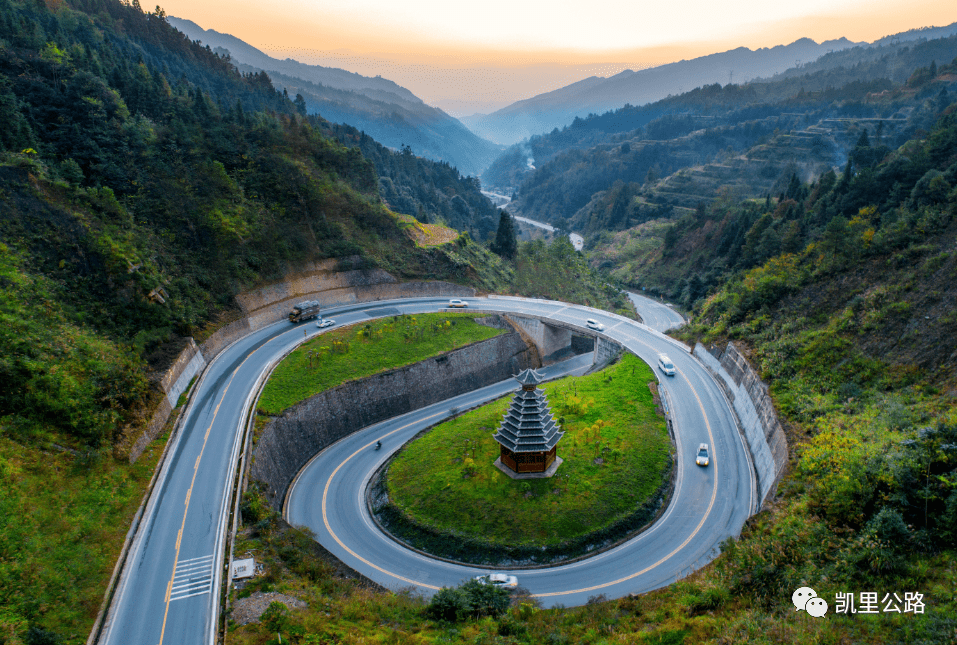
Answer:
288;300;321;323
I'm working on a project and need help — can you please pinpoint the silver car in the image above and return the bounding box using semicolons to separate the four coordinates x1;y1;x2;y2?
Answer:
475;573;518;588
657;354;676;376
696;443;710;467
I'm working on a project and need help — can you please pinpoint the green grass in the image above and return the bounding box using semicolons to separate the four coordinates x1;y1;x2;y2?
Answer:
0;429;171;644
386;353;671;547
229;486;957;645
257;314;504;415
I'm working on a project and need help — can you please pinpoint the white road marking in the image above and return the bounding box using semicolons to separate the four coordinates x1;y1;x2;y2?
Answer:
169;554;213;602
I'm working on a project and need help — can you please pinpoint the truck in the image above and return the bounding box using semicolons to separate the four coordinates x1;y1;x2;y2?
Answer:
288;300;321;323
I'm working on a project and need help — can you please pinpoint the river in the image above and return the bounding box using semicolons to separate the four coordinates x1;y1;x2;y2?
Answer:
481;191;584;251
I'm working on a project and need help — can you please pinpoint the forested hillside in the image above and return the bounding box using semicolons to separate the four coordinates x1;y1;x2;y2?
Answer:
485;36;957;229
594;84;957;313
168;16;504;177
320;121;501;240
0;0;508;449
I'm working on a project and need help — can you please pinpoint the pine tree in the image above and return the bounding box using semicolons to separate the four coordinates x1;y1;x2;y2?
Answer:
294;93;307;115
491;210;517;259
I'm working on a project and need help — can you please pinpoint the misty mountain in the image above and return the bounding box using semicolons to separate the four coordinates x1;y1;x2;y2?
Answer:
467;25;957;145
168;17;502;176
490;44;957;231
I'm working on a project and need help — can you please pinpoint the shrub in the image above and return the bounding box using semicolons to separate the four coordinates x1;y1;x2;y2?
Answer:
26;627;63;645
427;586;469;622
260;601;289;634
460;578;511;618
426;578;511;622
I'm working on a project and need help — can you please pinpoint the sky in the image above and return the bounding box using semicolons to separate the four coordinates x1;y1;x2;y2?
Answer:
161;0;957;115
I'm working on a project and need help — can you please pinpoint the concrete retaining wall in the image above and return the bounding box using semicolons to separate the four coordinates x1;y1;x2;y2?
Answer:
128;339;207;462
126;256;473;463
571;335;595;354
252;332;539;510
162;339;206;409
200;273;474;364
504;315;577;364
693;342;788;505
593;336;623;369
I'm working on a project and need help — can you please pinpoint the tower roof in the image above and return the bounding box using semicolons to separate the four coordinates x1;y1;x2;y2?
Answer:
493;381;564;453
513;368;544;386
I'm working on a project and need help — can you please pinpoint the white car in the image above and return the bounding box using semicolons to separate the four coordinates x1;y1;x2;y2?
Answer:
696;443;710;467
316;319;335;328
657;354;676;376
586;318;605;331
475;573;518;588
448;299;469;308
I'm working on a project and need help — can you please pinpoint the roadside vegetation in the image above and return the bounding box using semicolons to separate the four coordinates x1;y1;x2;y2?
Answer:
0;420;174;645
257;313;505;415
224;63;957;645
377;353;672;563
512;236;633;316
229;480;956;644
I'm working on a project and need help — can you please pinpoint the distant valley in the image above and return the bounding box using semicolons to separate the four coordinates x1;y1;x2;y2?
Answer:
482;31;957;235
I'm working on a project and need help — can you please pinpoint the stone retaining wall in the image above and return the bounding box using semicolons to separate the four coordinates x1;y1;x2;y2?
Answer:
252;332;539;510
693;342;788;505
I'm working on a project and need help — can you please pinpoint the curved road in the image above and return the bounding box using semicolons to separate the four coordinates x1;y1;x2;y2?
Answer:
98;295;753;643
286;297;754;606
626;291;686;332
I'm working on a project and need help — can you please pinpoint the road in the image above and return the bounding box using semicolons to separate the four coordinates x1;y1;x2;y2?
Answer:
625;291;686;332
510;214;585;251
99;298;469;645
98;295;753;643
285;297;754;607
480;191;585;252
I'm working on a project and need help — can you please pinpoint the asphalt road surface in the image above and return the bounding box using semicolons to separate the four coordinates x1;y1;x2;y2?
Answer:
285;297;754;607
98;296;753;643
626;291;686;332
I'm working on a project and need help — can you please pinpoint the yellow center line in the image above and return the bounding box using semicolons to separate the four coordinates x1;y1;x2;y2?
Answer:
535;360;718;597
320;337;721;598
157;348;261;645
322;411;447;590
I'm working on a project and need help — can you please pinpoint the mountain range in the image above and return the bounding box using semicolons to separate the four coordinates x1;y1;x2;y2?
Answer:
168;17;503;177
464;23;957;145
485;35;957;231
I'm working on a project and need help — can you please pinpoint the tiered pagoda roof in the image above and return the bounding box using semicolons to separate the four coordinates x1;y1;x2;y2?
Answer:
493;369;564;454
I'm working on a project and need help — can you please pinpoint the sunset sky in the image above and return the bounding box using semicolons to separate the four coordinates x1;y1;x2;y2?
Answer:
161;0;957;115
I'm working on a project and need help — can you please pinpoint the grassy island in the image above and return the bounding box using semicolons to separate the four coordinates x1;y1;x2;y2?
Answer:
383;353;672;552
257;313;505;415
